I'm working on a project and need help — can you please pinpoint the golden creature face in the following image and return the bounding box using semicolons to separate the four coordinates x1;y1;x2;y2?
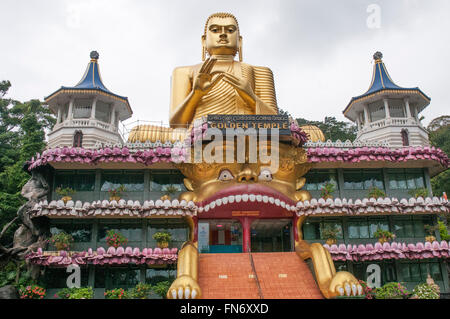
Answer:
177;142;312;212
203;16;241;56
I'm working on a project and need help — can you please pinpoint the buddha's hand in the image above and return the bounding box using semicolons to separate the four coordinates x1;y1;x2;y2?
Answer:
222;73;257;109
193;58;224;96
167;275;201;299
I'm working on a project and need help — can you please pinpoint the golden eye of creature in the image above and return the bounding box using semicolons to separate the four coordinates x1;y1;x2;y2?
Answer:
218;169;234;181
258;169;273;181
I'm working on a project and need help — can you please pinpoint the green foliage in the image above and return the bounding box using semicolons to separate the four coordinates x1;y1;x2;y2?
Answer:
0;261;33;288
153;231;172;243
55;287;94;299
358;280;375;299
104;288;129;299
408;188;429;198
49;232;74;250
296;116;357;142
55;187;76;197
428;122;450;197
438;220;450;240
0;80;56;245
373;228;395;241
130;283;153;299
152;281;171;299
320;224;341;240
412;283;440;299
375;282;410;299
320;182;335;199
424;224;439;236
163;184;179;196
367;187;386;199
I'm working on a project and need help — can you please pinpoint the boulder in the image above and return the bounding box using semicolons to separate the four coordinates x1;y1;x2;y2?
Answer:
0;285;19;299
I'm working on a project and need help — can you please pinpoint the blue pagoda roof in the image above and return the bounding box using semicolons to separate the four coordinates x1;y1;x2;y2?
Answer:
45;51;131;112
343;52;430;115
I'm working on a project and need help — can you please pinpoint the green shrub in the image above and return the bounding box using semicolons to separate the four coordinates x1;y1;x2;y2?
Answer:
55;287;93;299
130;283;152;299
412;283;440;299
0;261;33;288
152;281;171;299
104;288;129;299
438;220;450;240
408;188;429;198
375;282;410;299
367;187;386;199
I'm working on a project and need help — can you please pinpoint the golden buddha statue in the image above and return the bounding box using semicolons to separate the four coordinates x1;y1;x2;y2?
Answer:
169;12;278;128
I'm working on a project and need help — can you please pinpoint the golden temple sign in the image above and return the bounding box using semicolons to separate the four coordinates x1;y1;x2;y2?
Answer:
207;114;290;134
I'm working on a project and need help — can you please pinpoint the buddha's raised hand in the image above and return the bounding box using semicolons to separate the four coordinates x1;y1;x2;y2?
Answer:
193;58;224;96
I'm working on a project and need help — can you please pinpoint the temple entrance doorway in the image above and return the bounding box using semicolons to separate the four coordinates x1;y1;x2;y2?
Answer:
250;219;293;253
197;218;293;253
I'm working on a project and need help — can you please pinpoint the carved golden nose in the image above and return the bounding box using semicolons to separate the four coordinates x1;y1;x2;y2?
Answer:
237;169;257;182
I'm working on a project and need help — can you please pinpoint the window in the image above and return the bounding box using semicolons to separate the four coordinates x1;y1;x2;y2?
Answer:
95;268;140;289
145;266;176;286
147;220;189;250
50;220;92;243
368;100;385;122
304;169;338;191
97;220;142;243
150;170;186;192
54;170;95;192
401;129;409;147
303;218;343;240
348;217;389;239
399;261;443;283
353;261;397;286
389;99;406;118
101;170;144;192
41;268;89;288
387;169;425;190
95;100;110;123
73;130;83;148
392;216;432;238
343;169;384;190
73;98;92;118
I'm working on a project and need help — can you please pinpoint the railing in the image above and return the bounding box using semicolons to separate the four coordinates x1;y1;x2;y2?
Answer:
53;118;117;133
247;243;264;299
359;117;421;134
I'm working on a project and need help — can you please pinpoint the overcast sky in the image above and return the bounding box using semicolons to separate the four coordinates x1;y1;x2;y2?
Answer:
1;0;449;131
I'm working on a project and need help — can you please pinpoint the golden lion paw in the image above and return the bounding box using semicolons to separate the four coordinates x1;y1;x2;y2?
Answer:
167;275;201;299
329;271;363;297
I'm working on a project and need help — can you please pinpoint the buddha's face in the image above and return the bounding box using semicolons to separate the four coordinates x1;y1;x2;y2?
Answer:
204;17;240;56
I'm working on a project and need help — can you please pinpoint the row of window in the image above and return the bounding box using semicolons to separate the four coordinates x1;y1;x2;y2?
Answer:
304;168;425;192
54;170;186;192
303;216;433;240
49;219;189;249
41;266;176;290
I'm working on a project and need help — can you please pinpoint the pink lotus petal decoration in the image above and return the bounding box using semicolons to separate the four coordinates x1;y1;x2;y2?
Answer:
25;246;178;267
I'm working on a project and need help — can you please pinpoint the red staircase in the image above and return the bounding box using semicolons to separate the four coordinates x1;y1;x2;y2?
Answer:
198;252;323;299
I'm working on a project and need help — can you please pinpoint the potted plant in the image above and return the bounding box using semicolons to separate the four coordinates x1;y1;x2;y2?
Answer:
367;187;386;199
19;284;46;299
152;281;171;299
108;185;127;201
373;227;395;244
55;187;76;204
130;283;153;299
49;231;74;251
54;287;94;299
375;282;410;299
424;224;439;242
438;220;450;241
320;182;335;200
408;188;429;198
320;224;341;245
104;288;129;299
106;230;128;248
160;184;179;200
153;231;172;248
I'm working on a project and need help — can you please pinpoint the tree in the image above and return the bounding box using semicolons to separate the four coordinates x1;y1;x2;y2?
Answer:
0;81;55;246
295;116;357;141
428;119;450;197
